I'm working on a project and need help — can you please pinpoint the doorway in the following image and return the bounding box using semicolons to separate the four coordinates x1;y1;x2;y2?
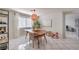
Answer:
64;13;79;39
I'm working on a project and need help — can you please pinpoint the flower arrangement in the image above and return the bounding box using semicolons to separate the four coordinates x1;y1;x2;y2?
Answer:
33;20;41;30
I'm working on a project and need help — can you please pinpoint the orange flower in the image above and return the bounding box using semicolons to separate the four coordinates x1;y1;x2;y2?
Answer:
31;14;38;21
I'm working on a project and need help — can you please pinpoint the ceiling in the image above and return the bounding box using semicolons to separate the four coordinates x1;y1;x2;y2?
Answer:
9;8;79;15
22;8;79;12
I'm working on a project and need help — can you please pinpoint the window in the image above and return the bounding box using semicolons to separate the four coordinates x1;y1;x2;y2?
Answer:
18;14;32;28
26;18;33;28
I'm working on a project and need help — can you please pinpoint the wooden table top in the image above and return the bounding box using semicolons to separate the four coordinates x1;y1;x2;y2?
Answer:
25;29;46;36
33;30;45;36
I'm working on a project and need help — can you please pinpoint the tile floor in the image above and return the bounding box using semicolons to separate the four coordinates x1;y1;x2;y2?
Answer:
9;36;79;50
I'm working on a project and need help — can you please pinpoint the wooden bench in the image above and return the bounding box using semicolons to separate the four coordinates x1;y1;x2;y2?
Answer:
46;31;59;39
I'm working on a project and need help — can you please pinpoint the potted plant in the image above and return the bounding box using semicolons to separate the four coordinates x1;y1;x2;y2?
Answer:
33;20;41;30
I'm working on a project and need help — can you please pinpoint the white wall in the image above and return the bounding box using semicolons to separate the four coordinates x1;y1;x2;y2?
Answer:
9;11;15;39
9;11;22;39
38;10;63;38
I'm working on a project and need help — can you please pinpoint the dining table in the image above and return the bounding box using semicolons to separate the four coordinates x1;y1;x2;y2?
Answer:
25;29;47;48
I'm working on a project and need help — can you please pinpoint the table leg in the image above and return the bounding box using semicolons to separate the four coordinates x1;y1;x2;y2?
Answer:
25;31;28;39
32;39;34;48
44;35;47;43
38;38;40;48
